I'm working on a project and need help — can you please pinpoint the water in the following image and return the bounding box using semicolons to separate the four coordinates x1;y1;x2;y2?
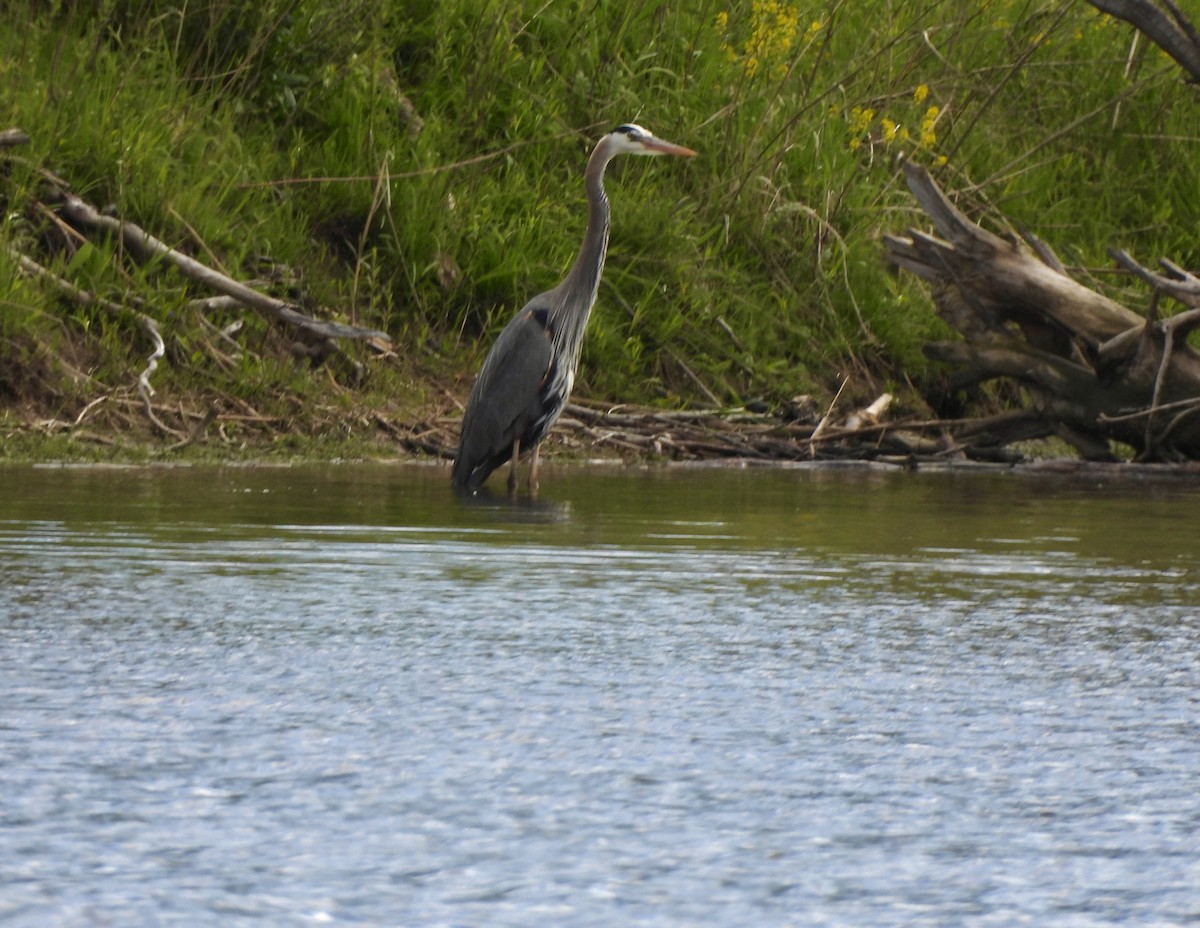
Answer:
1;462;1198;926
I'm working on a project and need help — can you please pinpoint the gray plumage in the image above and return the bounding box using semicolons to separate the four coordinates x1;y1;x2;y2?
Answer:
451;123;696;494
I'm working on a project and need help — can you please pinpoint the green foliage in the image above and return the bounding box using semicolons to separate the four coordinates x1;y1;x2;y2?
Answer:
2;0;1199;427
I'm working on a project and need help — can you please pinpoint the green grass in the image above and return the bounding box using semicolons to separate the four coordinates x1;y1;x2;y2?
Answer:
2;0;1198;446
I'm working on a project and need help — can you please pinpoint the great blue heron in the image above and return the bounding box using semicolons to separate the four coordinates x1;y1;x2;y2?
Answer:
451;123;697;495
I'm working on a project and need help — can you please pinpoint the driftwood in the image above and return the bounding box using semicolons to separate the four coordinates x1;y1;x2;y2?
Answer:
884;161;1200;462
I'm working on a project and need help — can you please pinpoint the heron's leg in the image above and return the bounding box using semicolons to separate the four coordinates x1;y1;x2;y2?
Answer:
528;445;541;496
507;436;521;495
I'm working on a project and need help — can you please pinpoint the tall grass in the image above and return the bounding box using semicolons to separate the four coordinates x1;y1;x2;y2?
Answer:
2;0;1198;425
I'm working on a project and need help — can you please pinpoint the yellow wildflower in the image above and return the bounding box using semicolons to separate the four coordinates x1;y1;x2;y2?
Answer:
881;118;899;143
847;105;875;153
920;105;939;148
913;83;929;104
721;0;802;78
849;105;874;135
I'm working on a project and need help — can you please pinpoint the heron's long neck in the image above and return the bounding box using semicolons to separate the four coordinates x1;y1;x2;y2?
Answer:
550;140;613;363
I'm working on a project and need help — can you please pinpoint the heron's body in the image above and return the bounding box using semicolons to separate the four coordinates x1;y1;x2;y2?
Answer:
450;299;562;493
451;124;695;494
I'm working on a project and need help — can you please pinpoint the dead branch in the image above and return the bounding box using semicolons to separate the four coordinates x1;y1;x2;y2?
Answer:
375;413;457;459
1105;248;1200;457
1109;249;1200;332
883;161;1143;345
550;401;1038;465
1087;0;1200;84
50;190;391;347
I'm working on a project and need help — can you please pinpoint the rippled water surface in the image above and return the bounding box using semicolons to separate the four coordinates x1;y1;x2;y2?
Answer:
2;462;1198;926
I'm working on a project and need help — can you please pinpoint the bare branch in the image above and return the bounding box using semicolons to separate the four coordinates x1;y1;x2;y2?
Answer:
1087;0;1200;83
1109;248;1200;334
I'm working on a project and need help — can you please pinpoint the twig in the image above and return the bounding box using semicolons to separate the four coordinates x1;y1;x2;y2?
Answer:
375;413;456;458
1143;312;1175;458
603;285;723;406
808;375;849;457
188;294;246;312
73;394;109;426
1099;395;1200;422
716;315;747;353
243;132;572;189
670;355;722;407
1105;247;1200;457
976;78;1154;191
167;206;229;276
1158;401;1200;448
163;402;221;451
350;154;394;323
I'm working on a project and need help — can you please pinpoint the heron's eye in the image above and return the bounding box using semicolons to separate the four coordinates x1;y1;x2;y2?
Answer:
613;124;638;136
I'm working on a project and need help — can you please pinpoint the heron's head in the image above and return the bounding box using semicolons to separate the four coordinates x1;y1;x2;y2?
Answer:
606;123;697;158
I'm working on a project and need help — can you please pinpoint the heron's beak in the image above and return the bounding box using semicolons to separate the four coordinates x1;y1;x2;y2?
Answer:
641;137;698;157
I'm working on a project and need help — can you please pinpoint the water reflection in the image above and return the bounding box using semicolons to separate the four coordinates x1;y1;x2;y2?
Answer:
453;483;574;525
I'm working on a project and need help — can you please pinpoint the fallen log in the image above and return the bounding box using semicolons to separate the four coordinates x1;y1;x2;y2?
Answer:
884;160;1200;462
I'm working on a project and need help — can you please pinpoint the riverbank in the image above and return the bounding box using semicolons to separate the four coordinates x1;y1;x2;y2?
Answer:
8;367;1200;482
5;2;1199;471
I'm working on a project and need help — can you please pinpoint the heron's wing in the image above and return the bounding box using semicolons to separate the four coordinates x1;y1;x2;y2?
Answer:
452;307;554;488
